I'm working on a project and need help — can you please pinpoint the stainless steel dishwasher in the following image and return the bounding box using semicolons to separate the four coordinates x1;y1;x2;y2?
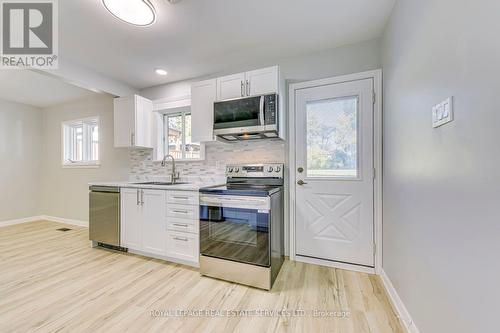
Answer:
89;186;120;247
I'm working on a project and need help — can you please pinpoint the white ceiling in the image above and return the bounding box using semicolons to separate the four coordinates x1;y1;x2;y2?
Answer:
60;0;396;89
0;70;97;108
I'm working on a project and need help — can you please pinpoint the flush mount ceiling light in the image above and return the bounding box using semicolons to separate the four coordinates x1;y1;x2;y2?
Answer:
155;68;168;76
103;0;156;26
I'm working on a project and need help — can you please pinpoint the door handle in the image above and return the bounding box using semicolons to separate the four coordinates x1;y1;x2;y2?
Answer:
297;180;308;186
259;95;265;126
240;81;244;97
246;80;250;96
140;190;144;205
136;189;140;205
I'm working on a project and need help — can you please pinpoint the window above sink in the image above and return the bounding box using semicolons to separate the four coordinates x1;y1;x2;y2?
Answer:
153;103;206;162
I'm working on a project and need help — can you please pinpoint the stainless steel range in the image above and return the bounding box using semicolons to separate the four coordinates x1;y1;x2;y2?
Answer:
199;163;284;290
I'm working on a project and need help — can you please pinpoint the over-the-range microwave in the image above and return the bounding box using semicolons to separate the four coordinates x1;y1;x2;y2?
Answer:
213;93;281;141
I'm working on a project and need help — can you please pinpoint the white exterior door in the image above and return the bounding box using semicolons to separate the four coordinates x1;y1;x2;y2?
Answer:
295;78;375;267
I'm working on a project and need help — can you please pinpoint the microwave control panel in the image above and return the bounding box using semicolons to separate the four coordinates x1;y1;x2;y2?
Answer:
264;94;278;126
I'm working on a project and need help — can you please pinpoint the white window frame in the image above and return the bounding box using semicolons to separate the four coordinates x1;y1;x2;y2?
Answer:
61;116;100;168
161;107;205;162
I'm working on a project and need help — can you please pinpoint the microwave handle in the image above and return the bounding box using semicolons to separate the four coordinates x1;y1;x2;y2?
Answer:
259;96;265;126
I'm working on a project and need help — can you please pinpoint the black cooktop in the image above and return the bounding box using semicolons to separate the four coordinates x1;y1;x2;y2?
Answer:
199;183;282;197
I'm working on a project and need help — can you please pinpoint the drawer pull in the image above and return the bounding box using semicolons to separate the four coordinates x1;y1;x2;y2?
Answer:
173;223;188;227
173;236;188;242
172;210;188;214
172;196;189;200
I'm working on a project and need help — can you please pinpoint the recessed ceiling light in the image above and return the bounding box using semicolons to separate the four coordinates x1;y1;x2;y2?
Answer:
155;69;168;76
102;0;156;27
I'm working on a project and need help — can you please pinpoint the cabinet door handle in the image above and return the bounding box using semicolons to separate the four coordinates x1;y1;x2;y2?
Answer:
136;189;140;206
173;236;188;242
240;81;244;97
131;133;135;146
173;223;188;227
246;80;250;96
140;190;144;205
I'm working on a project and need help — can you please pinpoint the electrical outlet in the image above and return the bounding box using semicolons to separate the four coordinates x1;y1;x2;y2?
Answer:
432;97;453;128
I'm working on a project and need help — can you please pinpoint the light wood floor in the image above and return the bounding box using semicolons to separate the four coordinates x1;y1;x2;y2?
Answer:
0;221;404;333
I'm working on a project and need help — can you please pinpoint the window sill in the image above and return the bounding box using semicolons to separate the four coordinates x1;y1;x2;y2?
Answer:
62;163;101;169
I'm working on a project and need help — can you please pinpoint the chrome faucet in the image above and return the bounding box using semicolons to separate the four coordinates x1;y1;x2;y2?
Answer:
161;154;180;184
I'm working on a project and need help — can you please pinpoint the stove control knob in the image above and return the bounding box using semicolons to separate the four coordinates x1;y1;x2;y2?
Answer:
234;167;240;173
228;167;234;173
267;166;274;172
275;166;281;172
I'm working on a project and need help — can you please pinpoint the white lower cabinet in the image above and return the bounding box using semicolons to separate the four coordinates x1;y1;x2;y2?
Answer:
120;188;199;266
141;190;167;256
121;188;143;250
166;230;199;263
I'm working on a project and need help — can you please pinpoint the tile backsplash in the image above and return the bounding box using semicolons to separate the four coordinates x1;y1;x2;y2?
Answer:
129;140;285;183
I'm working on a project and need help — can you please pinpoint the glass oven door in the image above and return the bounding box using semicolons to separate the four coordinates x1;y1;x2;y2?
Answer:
200;194;270;267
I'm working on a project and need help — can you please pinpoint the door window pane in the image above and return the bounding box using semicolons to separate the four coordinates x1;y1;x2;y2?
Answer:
306;96;358;177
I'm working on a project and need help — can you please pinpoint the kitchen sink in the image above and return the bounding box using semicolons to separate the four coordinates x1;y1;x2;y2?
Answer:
134;182;188;186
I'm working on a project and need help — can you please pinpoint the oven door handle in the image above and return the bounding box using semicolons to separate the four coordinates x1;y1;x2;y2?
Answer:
200;195;270;210
259;95;265;126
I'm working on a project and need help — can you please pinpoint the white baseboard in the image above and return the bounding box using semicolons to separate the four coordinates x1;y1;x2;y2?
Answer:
41;215;89;227
295;255;376;274
0;216;45;227
0;215;89;228
379;269;420;333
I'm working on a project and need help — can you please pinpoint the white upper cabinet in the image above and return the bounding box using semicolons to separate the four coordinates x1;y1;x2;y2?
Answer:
191;66;280;142
216;66;279;101
114;95;153;148
191;79;217;143
216;72;246;100
246;66;279;96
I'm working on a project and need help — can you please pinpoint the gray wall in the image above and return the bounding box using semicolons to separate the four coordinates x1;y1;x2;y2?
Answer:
0;100;43;222
141;38;382;100
41;95;129;222
382;1;500;332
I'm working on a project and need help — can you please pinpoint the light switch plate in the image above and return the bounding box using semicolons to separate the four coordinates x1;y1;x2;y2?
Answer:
432;97;453;128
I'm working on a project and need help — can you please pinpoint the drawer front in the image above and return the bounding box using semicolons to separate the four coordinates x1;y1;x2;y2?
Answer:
166;191;199;206
166;231;199;263
166;217;199;234
167;203;199;220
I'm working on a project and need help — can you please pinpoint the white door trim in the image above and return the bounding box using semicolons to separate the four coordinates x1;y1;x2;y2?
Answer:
288;69;383;274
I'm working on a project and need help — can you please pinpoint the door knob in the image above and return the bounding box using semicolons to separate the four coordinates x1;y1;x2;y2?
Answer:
297;167;304;173
297;180;308;186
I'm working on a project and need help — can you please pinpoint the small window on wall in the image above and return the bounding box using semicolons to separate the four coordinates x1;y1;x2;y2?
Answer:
62;117;99;167
163;111;203;160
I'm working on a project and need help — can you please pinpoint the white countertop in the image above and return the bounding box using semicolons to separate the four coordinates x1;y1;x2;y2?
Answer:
88;181;222;191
